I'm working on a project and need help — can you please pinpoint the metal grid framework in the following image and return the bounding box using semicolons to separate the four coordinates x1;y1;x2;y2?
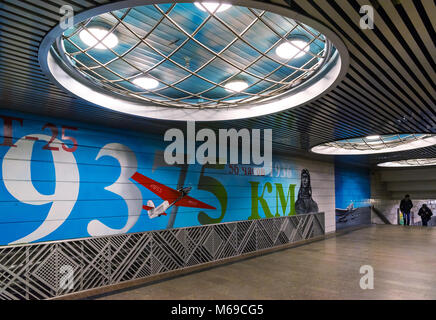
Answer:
323;134;434;151
378;158;436;167
57;3;330;109
0;213;324;300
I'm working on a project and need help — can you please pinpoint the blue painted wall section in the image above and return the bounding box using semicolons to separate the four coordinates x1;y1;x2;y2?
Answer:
335;161;371;229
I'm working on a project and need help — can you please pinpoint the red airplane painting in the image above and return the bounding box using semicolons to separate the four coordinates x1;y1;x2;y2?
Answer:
131;172;216;219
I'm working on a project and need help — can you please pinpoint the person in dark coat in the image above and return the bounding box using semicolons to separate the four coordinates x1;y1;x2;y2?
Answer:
418;204;433;226
400;194;413;226
295;169;319;214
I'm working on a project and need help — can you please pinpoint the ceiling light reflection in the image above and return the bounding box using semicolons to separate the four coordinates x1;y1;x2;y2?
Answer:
194;2;231;13
276;40;308;59
79;28;118;49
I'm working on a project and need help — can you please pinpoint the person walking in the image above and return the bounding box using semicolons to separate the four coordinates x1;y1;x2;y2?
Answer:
400;194;413;226
418;204;433;226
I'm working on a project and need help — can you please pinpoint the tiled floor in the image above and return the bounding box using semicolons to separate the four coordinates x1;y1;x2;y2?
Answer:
94;225;436;300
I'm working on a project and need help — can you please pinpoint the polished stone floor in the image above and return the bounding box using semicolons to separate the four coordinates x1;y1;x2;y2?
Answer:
94;225;436;300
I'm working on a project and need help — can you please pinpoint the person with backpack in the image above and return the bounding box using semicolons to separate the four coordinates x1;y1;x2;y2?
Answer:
418;204;433;226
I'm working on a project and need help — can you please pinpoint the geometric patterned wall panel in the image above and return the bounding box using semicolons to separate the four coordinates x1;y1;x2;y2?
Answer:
257;218;280;250
237;220;257;254
0;212;324;300
109;233;153;283
152;229;186;274
186;226;212;267
213;223;238;260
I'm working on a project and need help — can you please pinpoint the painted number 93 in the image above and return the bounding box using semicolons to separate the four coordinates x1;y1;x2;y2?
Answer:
2;136;141;244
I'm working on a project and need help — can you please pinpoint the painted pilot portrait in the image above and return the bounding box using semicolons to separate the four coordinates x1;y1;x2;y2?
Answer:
295;169;319;214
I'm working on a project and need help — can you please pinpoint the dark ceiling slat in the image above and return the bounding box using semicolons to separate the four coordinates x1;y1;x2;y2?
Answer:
0;56;46;74
0;74;62;93
0;80;73;98
0;46;39;64
0;36;39;53
10;0;64;20
0;24;44;42
393;1;436;75
339;79;404;128
44;0;86;11
248;101;366;139
0;42;38;59
1;3;55;26
300;100;367;136
344;71;416;126
420;0;436;35
347;63;432;130
407;1;436;70
0;4;55;28
203;109;364;147
0;52;44;70
329;87;398;132
306;0;435;127
313;95;382;133
0;33;41;48
0;15;48;35
374;0;435;102
0;64;52;84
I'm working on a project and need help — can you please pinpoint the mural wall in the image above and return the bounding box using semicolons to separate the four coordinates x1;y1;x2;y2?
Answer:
334;161;371;229
0;110;335;245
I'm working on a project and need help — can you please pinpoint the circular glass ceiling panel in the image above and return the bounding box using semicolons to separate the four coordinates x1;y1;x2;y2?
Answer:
40;1;348;120
311;134;436;155
378;158;436;168
60;2;332;108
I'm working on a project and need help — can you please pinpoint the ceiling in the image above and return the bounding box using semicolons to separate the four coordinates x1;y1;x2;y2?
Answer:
58;3;329;109
0;0;435;167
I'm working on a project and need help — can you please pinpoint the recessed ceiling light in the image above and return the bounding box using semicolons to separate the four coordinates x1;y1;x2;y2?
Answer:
79;28;118;49
133;77;159;90
276;40;308;59
194;2;232;13
366;135;380;140
224;80;248;92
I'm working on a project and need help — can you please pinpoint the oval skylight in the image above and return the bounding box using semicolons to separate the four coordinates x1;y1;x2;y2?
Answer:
311;134;436;155
40;1;348;121
378;158;436;168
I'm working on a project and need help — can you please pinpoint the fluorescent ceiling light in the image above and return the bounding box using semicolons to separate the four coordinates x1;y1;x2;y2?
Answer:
194;2;232;12
224;80;248;92
276;40;308;59
366;135;380;140
133;77;159;90
79;28;118;49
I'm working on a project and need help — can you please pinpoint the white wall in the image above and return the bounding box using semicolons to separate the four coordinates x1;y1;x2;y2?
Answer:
279;154;336;233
